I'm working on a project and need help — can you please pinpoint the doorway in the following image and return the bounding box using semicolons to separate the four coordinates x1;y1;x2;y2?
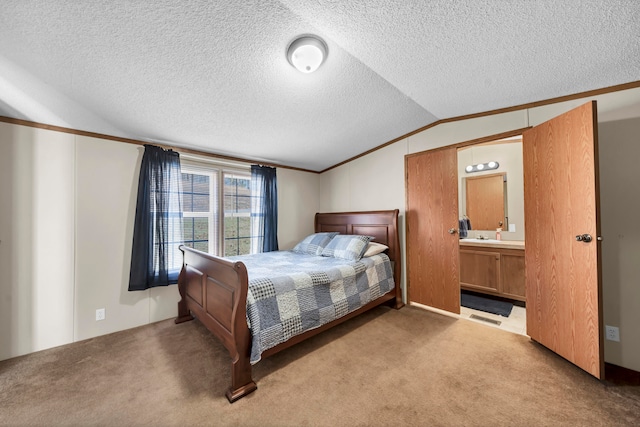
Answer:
457;137;526;335
406;101;603;379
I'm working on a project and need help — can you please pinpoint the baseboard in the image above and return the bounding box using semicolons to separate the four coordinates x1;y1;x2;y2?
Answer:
604;362;640;386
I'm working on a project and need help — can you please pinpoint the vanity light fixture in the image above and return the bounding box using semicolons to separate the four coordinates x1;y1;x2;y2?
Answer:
465;161;499;173
287;35;328;73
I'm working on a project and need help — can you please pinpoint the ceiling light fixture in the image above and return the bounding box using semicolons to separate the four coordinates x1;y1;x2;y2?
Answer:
287;35;328;73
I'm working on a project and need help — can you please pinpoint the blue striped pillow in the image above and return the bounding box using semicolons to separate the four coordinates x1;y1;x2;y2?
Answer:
321;235;372;261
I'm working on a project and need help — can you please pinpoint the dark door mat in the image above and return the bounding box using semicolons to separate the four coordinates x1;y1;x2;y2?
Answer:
461;293;513;317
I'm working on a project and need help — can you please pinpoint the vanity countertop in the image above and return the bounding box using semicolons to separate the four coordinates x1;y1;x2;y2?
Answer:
459;239;525;250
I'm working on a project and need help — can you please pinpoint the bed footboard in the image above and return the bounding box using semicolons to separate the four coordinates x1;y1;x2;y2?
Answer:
174;245;257;402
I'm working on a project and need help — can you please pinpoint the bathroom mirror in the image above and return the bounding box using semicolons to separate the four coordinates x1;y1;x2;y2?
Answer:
457;138;525;239
461;173;508;230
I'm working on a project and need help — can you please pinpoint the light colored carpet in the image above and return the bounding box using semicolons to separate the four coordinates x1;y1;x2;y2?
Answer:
1;305;638;426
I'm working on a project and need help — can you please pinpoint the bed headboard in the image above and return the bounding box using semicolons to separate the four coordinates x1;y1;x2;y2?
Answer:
315;209;402;306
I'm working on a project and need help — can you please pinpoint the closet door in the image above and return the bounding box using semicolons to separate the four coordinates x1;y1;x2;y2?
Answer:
523;101;603;379
406;147;460;313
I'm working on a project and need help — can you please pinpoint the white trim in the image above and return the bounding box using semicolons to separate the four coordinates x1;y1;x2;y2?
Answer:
181;165;218;254
180;161;253;256
224;212;250;217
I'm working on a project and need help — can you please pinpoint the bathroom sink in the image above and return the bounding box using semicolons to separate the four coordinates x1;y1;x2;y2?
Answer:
460;238;501;243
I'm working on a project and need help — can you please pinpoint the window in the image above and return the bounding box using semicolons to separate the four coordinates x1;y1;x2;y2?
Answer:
181;169;217;253
224;173;252;256
181;161;256;257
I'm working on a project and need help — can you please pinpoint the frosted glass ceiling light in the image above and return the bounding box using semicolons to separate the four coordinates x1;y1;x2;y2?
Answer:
287;35;327;73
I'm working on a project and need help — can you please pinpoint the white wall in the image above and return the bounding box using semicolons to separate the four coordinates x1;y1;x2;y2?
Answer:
319;86;640;372
319;140;408;212
0;123;320;361
407;110;528;153
0;123;75;361
277;168;320;250
599;117;640;372
74;137;175;340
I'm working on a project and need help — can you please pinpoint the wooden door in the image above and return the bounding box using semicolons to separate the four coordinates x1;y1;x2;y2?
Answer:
406;147;460;313
466;173;505;230
523;101;603;379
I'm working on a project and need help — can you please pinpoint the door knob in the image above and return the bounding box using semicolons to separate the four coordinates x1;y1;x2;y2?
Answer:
575;234;593;243
448;228;457;235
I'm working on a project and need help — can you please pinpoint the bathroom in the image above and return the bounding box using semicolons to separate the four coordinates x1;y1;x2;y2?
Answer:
457;138;526;334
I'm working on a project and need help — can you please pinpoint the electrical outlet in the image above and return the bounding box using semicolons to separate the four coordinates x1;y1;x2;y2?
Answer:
96;308;106;321
605;325;620;342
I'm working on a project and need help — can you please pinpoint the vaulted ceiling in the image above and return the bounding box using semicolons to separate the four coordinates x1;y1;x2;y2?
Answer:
1;1;639;171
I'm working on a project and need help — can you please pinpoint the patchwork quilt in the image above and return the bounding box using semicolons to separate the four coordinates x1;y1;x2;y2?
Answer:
227;251;395;364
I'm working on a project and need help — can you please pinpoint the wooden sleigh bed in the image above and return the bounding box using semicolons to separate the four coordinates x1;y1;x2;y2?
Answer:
174;209;403;402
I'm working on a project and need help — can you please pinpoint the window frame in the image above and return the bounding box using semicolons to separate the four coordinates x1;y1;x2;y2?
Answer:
181;164;218;254
222;171;253;256
180;159;252;257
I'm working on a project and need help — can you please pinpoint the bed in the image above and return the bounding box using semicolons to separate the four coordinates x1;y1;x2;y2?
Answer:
174;209;403;402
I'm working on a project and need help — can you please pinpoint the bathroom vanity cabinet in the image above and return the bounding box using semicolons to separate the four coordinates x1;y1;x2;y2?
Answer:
459;241;525;302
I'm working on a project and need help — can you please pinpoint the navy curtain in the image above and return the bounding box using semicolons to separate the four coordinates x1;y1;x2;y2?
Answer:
250;165;278;253
129;145;184;291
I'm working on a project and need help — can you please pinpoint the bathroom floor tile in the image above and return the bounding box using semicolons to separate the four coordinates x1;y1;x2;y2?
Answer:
460;303;527;336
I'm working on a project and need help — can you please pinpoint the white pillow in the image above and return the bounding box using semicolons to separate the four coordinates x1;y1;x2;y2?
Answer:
362;242;388;257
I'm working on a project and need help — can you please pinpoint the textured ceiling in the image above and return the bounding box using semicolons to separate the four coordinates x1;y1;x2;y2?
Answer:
0;1;638;171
